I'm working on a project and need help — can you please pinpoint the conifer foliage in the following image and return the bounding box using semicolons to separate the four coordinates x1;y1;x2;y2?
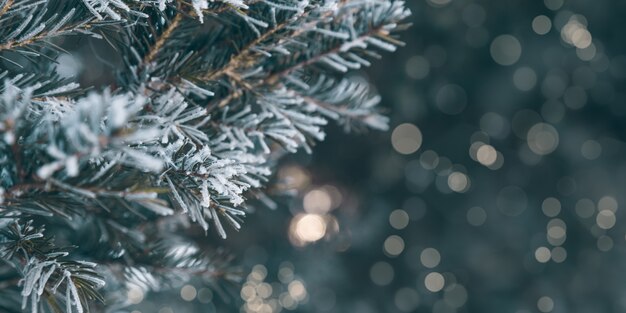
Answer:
0;0;410;311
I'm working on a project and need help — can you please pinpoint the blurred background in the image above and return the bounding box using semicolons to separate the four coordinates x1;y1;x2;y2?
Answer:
109;0;626;312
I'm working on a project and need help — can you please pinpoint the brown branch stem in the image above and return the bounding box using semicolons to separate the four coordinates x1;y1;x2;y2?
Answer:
0;0;14;19
0;22;96;52
141;10;184;68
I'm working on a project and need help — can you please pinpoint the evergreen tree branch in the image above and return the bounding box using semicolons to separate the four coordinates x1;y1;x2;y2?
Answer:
0;220;105;313
201;14;293;82
0;1;410;311
142;12;184;69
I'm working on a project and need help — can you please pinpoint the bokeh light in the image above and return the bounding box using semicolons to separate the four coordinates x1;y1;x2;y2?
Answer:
490;35;522;66
424;272;445;292
391;123;423;155
289;214;327;246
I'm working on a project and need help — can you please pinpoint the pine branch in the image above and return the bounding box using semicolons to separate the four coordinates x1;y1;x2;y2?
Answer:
197;0;343;85
0;220;105;313
142;12;184;68
196;1;406;141
265;27;388;84
201;14;292;82
0;1;410;311
0;2;123;67
0;21;95;52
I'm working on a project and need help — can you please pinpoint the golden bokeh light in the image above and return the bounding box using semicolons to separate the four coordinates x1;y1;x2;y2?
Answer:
289;214;327;246
303;188;333;214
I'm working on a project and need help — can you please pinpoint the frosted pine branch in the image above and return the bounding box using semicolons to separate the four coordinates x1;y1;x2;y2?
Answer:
0;0;409;311
0;220;105;313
